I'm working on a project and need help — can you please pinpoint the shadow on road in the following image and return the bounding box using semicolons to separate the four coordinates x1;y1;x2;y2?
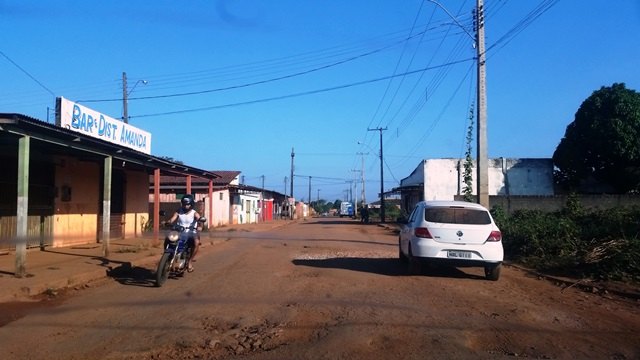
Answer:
301;219;367;226
293;257;405;276
292;257;486;280
106;263;156;287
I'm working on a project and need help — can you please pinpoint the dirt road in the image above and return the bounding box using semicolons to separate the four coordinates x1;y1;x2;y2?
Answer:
1;218;639;359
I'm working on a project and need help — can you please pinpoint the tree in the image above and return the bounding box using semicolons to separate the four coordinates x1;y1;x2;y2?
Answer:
333;200;342;210
159;156;184;165
553;83;640;193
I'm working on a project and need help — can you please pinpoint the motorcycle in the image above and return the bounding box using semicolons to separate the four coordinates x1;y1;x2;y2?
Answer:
155;217;206;287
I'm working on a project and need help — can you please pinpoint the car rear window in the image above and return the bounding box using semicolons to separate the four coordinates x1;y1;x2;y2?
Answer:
424;207;491;225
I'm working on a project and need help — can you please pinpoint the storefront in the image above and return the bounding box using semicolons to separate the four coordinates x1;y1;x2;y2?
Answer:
0;110;218;277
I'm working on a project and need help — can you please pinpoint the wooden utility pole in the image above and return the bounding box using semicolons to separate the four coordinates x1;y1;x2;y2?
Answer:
261;175;265;222
122;72;128;124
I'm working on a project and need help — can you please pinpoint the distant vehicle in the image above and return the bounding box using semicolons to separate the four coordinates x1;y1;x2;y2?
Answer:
339;202;354;218
398;201;503;280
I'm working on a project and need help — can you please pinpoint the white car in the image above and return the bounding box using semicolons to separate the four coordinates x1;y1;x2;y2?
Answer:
398;201;503;280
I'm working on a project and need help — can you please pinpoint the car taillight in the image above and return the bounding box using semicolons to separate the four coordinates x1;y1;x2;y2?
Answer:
486;230;502;242
414;227;432;238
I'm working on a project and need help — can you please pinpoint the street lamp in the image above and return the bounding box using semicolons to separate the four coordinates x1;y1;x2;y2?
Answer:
122;72;148;124
427;0;488;207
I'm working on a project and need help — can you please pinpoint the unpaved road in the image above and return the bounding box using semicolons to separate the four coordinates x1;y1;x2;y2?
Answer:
1;218;639;359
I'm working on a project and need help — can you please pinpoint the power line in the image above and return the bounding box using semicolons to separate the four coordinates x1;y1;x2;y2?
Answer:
77;25;451;104
0;50;56;97
366;0;430;132
131;58;473;119
486;0;560;55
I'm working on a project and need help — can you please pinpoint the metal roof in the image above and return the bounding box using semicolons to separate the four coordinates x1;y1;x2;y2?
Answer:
0;113;219;180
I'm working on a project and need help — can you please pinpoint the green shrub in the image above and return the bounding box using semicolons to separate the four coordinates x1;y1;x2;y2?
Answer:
499;203;640;282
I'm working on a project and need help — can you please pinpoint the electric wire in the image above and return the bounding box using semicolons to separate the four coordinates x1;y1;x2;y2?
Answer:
131;58;473;118
0;50;56;97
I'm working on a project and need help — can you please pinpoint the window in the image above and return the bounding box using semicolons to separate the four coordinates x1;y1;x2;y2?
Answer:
424;207;491;225
407;205;420;223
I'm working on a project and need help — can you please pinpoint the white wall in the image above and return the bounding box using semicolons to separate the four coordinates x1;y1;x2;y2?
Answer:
401;158;554;202
209;189;230;227
235;193;259;224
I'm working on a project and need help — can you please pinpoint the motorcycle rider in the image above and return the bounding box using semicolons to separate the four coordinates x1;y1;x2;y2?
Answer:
167;194;202;272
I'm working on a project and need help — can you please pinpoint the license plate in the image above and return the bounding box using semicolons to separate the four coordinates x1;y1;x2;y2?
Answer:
447;251;472;259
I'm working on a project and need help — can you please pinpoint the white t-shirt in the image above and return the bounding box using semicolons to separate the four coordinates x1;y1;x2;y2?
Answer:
177;208;197;228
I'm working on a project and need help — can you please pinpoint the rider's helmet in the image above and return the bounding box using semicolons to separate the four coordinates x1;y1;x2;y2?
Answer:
181;194;195;209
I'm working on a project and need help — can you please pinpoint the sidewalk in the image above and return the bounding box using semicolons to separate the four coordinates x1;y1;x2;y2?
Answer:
0;220;295;302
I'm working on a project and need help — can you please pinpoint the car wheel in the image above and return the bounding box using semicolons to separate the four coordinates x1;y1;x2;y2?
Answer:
398;239;408;263
407;245;422;275
484;263;501;281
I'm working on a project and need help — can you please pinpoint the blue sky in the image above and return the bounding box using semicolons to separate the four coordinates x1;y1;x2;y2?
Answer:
2;1;639;203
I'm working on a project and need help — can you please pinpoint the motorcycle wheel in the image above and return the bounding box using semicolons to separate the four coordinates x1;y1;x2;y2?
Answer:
155;253;171;287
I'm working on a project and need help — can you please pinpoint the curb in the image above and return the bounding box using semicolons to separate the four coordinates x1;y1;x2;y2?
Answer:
0;255;159;303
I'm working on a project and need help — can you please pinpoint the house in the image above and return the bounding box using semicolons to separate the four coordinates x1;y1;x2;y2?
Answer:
150;171;289;226
149;170;240;227
394;158;554;212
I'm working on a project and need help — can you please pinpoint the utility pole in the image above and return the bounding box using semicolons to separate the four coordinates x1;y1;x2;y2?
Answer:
357;152;367;205
351;169;361;217
426;0;488;208
368;127;387;223
261;175;265;222
475;0;489;208
283;176;288;220
290;147;295;219
308;176;311;215
122;72;128;123
122;72;147;124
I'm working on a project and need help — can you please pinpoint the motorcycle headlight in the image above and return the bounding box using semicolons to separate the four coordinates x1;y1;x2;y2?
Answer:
167;231;180;242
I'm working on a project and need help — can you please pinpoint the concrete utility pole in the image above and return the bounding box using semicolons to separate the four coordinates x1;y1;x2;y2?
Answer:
475;0;489;208
357;152;367;205
426;0;489;208
368;127;387;223
122;72;147;124
351;169;361;217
